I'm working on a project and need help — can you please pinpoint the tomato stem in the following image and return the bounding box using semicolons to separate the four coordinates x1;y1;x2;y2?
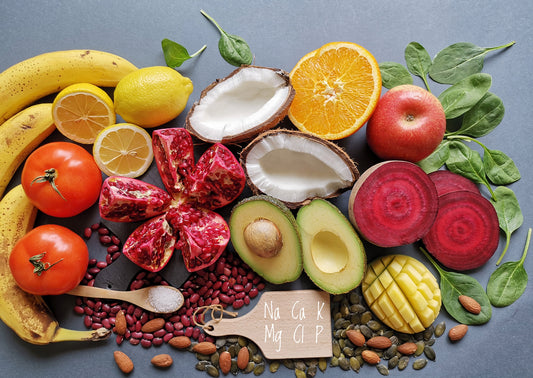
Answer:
29;252;64;276
31;168;66;200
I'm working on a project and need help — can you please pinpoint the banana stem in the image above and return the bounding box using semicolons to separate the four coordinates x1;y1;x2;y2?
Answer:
52;327;111;342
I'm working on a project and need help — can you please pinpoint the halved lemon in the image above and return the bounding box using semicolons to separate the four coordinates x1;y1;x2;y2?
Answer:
93;123;153;178
52;83;116;143
288;41;382;140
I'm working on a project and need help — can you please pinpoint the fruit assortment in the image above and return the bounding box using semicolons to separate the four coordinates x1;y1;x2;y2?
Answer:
0;24;527;378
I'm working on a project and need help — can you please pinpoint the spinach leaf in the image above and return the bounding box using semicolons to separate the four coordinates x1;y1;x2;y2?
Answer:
404;42;432;90
490;187;524;265
487;228;530;307
417;140;450;173
420;248;492;324
429;41;515;84
379;62;413;89
438;73;492;119
453;92;505;137
201;9;253;66
161;39;206;68
483;148;521;185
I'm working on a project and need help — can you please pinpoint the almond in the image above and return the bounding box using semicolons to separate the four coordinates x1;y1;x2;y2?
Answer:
113;350;134;374
192;341;217;355
114;310;127;336
366;336;392;349
168;335;192;349
346;329;365;347
361;349;380;365
219;351;232;374
237;346;250;369
458;295;481;315
141;317;166;333
448;324;468;341
397;342;417;355
151;353;173;368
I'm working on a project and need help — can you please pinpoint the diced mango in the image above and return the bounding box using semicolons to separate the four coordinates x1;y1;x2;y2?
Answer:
362;254;441;334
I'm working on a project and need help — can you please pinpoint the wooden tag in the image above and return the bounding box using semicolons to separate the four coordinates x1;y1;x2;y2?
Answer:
205;290;332;359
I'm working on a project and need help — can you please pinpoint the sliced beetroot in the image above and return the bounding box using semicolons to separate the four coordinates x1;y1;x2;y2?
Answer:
422;190;499;271
99;176;172;222
348;160;439;247
122;214;177;272
428;170;479;197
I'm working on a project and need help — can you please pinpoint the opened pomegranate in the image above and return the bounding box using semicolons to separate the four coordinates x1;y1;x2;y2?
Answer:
99;128;246;272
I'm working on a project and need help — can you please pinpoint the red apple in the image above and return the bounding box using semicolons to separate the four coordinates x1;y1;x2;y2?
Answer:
366;84;446;162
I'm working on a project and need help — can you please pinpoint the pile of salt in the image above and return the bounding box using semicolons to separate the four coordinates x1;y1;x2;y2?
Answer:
147;286;184;313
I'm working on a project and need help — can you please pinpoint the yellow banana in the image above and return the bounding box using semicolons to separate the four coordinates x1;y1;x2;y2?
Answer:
0;185;111;344
0;49;137;124
0;103;56;198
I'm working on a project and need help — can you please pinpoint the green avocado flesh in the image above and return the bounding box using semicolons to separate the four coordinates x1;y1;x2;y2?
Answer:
297;199;366;294
229;195;303;284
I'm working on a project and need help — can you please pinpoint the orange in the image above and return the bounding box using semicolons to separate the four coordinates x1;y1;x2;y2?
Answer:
288;42;382;140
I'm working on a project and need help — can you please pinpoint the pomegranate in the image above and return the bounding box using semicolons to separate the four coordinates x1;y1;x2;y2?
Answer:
100;128;246;272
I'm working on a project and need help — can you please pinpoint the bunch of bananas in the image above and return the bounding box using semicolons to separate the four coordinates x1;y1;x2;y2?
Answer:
0;49;137;344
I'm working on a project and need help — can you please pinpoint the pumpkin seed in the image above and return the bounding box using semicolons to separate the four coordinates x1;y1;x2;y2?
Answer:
330;356;339;367
361;311;373;324
252;353;263;364
211;351;220;365
342;346;354;357
414;341;425;357
359;324;373;339
388;355;399;370
248;342;259;355
332;340;341;358
426;338;435;346
196;352;211;361
413;358;428;370
424;345;436;361
339;357;350;371
377;364;390;376
306;365;317;378
215;338;227;348
349;291;360;304
434;321;446;337
383;344;397;359
238;336;248;347
306;359;318;368
397;356;409;370
206;364;220;377
228;344;237;358
295;368;307;378
195;361;210;371
349;356;361;372
227;336;239;343
318;358;328;372
269;361;280;373
294;360;307;371
367;319;382;332
283;359;295;370
244;361;255;374
424;325;434;341
230;360;239;375
253;363;265;376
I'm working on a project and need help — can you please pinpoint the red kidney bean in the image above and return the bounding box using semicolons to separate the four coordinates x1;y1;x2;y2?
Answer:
163;333;174;343
74;306;85;315
152;337;164;346
129;338;140;346
143;333;154;341
116;335;124;345
83;227;92;238
233;299;244;309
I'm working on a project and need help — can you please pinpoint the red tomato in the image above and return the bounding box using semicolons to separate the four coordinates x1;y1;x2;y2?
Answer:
21;142;102;217
9;224;89;295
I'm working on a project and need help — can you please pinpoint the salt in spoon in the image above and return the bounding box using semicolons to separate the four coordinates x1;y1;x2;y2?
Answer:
67;285;184;314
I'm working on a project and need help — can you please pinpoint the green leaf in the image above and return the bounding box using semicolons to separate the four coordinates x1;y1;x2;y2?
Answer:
429;41;515;84
404;42;432;89
379;62;413;89
490;187;524;264
417;140;450;173
455;92;505;137
487;228;530;307
201;9;253;66
483;148;521;185
446;141;486;184
438;73;492;119
161;39;206;68
421;248;492;324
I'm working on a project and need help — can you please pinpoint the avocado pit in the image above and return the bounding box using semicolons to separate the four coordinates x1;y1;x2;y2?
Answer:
243;218;283;258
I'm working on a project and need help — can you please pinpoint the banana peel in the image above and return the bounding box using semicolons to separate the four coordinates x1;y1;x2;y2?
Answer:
0;185;110;344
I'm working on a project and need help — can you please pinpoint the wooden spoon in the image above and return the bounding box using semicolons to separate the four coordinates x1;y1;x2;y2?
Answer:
67;285;184;314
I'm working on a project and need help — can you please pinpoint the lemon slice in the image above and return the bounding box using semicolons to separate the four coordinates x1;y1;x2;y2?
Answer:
52;83;116;144
93;123;154;178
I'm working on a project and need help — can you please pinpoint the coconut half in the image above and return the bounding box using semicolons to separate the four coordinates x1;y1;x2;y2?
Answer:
186;66;295;144
241;129;359;208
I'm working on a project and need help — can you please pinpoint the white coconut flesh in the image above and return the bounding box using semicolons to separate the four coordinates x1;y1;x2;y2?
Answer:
187;66;293;143
244;132;357;205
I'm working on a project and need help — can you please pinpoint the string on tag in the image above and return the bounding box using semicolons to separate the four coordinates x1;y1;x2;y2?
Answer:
193;304;238;330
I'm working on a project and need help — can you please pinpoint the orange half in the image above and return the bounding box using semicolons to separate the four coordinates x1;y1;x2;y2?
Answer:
288;42;382;140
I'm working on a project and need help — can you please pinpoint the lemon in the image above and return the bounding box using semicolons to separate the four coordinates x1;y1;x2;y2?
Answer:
93;123;154;178
52;83;116;144
113;66;193;128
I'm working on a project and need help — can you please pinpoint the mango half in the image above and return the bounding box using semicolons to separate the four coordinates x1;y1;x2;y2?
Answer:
362;254;441;334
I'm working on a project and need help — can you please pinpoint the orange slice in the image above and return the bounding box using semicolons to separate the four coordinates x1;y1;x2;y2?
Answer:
52;83;116;144
288;42;382;140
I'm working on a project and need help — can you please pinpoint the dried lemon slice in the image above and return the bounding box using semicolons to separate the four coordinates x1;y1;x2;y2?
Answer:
362;254;441;334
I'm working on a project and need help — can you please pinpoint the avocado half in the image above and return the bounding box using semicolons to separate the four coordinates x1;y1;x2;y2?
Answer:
229;195;303;284
297;199;366;294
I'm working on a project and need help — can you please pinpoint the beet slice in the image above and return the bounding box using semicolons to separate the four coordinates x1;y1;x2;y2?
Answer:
348;160;439;247
422;190;499;271
428;170;479;197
